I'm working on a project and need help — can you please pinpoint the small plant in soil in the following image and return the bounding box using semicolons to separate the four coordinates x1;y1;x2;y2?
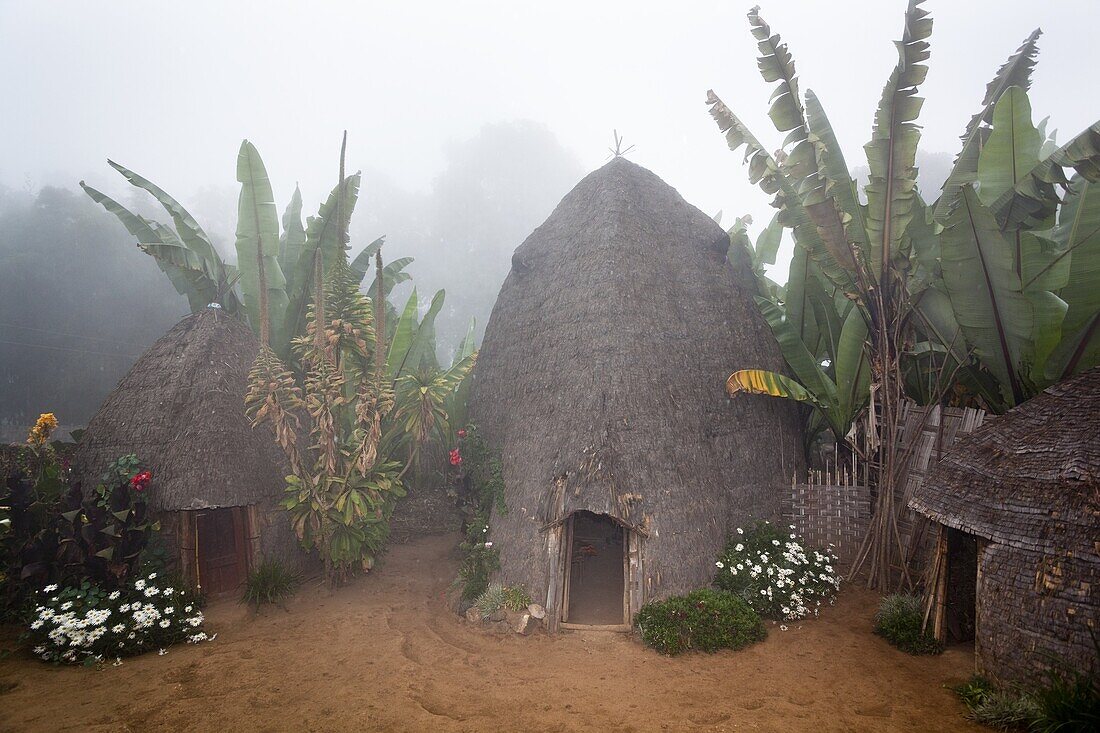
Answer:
634;589;766;656
873;594;943;655
242;559;302;608
473;582;531;618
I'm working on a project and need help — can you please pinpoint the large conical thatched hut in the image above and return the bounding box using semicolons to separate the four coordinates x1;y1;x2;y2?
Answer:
909;367;1099;687
470;158;804;630
74;306;300;596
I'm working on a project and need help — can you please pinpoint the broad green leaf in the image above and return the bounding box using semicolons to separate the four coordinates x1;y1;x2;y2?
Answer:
754;296;840;419
933;29;1041;223
106;159;227;285
350;236;386;282
834;307;871;424
80;182;224;311
706;89;856;287
863;0;930;282
235;140;289;345
976;87;1041;212
386;288;421;381
941;186;1036;404
1045;176;1100;378
988;121;1100;231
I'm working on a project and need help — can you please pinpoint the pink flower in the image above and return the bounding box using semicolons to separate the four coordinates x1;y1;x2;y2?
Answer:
449;449;463;467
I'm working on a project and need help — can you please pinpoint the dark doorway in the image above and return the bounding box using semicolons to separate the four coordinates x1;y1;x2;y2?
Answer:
944;527;977;643
563;512;626;626
195;507;250;597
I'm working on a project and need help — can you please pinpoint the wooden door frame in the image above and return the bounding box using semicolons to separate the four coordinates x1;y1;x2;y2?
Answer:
559;512;633;632
185;506;253;594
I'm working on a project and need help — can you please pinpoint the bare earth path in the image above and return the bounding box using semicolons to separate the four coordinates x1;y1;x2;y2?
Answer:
0;534;982;732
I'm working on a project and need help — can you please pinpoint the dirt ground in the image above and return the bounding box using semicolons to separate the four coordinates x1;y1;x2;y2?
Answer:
0;534;983;732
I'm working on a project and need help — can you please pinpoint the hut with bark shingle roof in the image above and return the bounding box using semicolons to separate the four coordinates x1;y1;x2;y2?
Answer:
909;366;1099;686
469;158;804;630
73;306;301;596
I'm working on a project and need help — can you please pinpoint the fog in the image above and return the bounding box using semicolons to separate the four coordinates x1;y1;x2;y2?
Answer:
1;0;1097;429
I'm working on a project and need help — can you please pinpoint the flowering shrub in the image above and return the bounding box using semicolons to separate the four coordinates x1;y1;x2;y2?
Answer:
27;572;209;665
451;425;507;603
635;589;766;655
713;522;840;621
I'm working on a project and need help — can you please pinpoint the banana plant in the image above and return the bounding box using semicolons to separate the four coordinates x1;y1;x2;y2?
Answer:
940;88;1100;405
81;140;414;362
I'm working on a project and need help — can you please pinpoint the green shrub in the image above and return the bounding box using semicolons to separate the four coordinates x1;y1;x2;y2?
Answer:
873;593;943;655
634;589;766;656
241;559;301;607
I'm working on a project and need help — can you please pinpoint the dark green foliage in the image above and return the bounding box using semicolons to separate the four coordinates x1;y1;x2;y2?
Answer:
634;589;766;656
241;559;302;607
1;451;157;618
1029;664;1100;733
873;594;943;655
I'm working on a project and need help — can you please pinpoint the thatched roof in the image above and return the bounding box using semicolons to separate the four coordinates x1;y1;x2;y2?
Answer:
470;157;804;601
909;366;1100;554
73;307;287;512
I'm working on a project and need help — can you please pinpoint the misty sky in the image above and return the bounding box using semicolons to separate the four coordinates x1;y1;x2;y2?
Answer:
3;0;1098;278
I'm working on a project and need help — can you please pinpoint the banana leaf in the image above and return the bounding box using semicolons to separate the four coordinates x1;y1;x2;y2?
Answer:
940;185;1051;404
863;0;930;282
80;182;227;312
106;159;226;285
235;140;289;345
932;29;1041;223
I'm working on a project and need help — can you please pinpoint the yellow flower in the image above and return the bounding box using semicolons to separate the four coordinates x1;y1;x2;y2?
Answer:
26;412;58;446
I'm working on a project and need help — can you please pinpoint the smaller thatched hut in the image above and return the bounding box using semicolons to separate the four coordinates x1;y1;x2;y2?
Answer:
909;367;1099;687
74;307;301;596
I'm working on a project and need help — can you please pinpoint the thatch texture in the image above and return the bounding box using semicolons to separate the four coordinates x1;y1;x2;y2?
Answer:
910;367;1099;686
469;158;804;619
74;307;288;512
909;367;1099;554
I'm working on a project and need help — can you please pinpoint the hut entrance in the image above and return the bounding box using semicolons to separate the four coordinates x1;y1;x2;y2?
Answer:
944;528;977;643
193;507;251;597
561;512;627;627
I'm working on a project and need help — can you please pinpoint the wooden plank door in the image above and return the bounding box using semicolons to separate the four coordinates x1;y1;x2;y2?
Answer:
196;507;249;596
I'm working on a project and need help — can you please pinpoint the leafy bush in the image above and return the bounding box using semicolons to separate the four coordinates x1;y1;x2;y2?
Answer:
242;559;301;607
458;522;499;602
873;594;943;655
27;571;209;665
452;425;506;602
634;589;766;656
713;522;840;620
1;423;159;618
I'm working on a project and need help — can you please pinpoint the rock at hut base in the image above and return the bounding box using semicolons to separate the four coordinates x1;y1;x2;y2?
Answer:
464;606;482;624
527;604;546;620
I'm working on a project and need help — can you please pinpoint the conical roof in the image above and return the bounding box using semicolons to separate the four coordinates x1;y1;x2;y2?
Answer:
910;366;1100;554
470;157;804;602
73;307;287;512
